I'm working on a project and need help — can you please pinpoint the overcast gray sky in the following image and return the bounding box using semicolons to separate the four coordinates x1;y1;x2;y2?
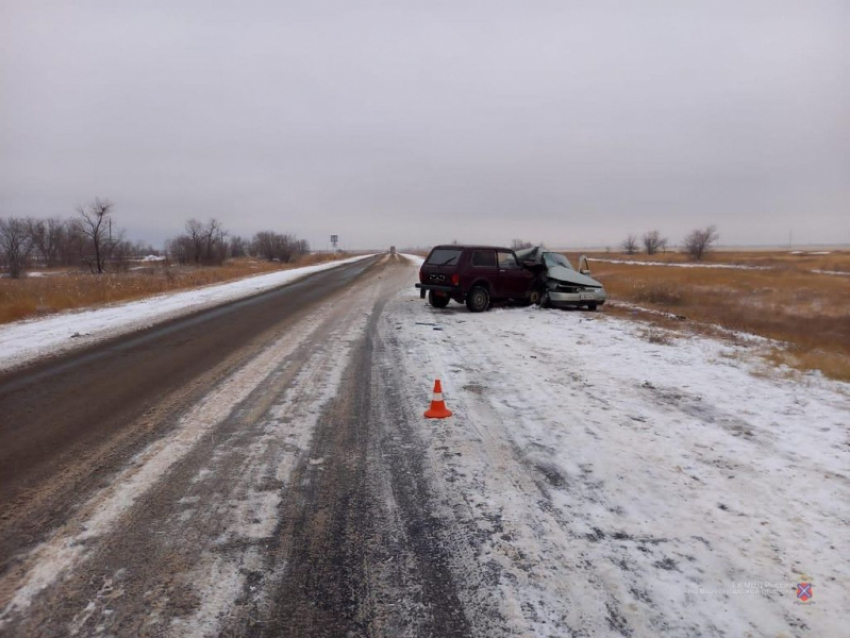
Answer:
2;0;848;250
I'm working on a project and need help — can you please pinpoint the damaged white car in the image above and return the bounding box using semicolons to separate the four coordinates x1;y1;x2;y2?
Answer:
516;247;607;310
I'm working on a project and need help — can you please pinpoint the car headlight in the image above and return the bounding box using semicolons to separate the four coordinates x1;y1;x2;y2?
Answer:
555;284;580;293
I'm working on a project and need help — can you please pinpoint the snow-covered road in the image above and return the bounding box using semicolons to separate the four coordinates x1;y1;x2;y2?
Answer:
2;253;847;637
386;285;850;636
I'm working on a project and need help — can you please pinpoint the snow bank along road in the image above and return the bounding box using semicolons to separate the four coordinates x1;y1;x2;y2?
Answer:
0;253;374;372
2;254;849;637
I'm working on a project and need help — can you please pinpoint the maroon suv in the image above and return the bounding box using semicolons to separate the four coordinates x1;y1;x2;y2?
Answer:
416;245;535;312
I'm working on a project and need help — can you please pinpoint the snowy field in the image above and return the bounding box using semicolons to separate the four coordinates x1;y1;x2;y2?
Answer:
0;254;374;372
589;257;773;270
590;257;850;276
385;283;850;636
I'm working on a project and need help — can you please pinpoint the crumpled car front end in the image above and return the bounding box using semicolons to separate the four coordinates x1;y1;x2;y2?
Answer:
545;278;607;308
517;247;607;309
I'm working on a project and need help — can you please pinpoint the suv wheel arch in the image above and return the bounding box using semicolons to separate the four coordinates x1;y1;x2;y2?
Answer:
469;279;491;293
466;285;490;312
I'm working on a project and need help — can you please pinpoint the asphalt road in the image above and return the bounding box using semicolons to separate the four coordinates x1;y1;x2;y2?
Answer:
0;253;472;637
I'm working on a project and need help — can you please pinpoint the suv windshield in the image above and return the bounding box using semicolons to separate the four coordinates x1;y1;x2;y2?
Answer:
543;252;574;270
427;248;462;266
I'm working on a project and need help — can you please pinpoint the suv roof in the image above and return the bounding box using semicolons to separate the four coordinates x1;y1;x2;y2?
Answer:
431;244;513;251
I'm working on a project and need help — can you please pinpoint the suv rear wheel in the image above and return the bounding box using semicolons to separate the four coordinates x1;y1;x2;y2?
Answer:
466;286;490;312
428;290;450;308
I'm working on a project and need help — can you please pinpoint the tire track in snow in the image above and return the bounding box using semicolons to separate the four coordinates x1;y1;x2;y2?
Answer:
216;256;474;638
388;293;850;636
165;277;384;638
384;302;616;636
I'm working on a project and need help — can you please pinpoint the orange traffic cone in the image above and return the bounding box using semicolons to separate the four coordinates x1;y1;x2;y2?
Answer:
424;379;453;418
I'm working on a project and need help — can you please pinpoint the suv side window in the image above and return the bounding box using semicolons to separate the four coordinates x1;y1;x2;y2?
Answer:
471;250;496;268
498;251;519;269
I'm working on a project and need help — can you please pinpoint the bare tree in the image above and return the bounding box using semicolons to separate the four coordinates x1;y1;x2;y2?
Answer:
166;235;194;265
0;217;34;278
280;233;300;263
251;231;309;263
75;198;115;273
642;230;667;255
184;218;205;264
229;235;249;258
202;218;227;264
109;238;135;271
132;240;157;257
252;231;279;261
179;218;228;265
60;221;85;267
683;225;719;261
621;234;639;255
510;239;533;250
27;217;66;268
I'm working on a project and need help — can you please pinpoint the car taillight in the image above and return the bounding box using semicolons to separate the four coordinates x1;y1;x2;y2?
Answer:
451;274;460;286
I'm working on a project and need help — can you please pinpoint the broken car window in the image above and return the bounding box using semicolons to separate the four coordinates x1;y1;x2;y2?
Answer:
543;252;574;270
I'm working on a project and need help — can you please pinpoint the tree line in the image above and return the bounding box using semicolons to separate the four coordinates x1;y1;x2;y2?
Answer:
0;198;311;278
621;226;719;260
165;221;310;266
0;199;143;277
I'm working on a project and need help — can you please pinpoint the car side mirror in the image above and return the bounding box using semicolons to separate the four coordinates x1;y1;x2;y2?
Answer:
578;255;591;275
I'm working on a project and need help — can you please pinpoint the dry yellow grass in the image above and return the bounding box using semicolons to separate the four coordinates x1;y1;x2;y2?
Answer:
0;253;349;325
566;250;850;382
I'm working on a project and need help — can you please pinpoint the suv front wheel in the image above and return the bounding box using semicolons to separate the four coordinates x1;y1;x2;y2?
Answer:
466;286;490;312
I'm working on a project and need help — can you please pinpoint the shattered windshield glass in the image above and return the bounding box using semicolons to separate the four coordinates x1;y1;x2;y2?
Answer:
543;252;574;270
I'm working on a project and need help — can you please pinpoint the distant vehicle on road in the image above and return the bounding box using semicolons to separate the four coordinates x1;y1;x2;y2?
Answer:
416;245;535;311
